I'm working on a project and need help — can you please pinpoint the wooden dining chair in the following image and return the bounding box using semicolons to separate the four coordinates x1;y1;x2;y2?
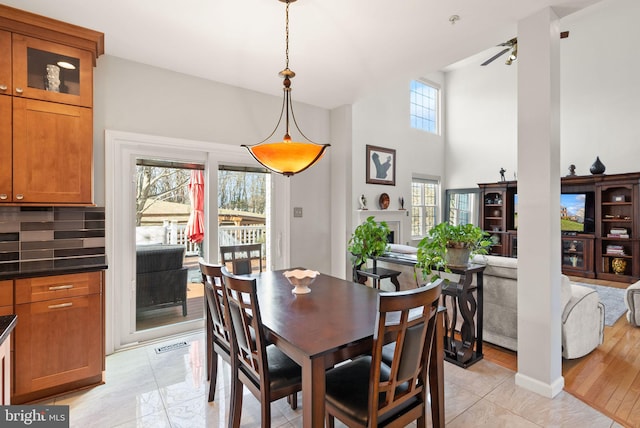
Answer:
200;260;230;402
324;279;443;428
219;243;263;275
220;267;302;428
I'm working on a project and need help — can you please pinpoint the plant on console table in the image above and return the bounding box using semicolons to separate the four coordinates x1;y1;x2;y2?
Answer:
347;216;390;281
416;222;493;282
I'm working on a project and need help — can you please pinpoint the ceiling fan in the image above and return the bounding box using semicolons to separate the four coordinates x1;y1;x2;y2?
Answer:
481;31;569;66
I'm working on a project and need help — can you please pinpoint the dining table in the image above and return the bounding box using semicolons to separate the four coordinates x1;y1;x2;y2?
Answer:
253;269;445;427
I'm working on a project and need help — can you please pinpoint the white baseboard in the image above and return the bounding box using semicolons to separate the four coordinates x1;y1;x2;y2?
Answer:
515;372;564;398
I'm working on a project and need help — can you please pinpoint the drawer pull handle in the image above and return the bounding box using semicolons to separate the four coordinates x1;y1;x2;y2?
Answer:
48;302;73;309
15;194;24;200
15;87;23;94
0;194;6;200
49;285;74;291
0;85;6;91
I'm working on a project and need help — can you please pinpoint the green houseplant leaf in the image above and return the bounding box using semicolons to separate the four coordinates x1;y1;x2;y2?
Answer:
415;222;493;282
347;216;391;269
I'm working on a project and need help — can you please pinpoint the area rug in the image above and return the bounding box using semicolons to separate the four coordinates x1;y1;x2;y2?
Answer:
573;282;627;326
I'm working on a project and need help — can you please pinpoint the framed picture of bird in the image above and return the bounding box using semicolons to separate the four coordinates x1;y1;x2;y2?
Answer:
366;145;395;186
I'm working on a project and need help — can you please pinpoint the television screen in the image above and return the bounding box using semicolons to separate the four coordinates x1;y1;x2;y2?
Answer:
561;193;586;232
513;192;594;233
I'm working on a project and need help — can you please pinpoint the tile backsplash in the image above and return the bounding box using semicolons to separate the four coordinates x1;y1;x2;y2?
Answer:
0;206;106;273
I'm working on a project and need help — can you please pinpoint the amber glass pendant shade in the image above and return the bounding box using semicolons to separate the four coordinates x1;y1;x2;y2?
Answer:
246;139;329;176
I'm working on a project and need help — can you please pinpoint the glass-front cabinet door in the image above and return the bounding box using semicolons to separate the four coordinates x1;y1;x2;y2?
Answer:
11;34;93;107
0;31;10;96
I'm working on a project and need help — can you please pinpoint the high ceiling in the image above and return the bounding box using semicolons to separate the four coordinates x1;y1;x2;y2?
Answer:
2;0;601;109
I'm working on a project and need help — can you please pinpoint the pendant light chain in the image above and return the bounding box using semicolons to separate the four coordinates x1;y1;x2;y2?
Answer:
285;1;290;71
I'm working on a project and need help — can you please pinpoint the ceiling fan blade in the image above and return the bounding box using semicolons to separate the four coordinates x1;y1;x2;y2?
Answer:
481;48;510;66
498;37;518;47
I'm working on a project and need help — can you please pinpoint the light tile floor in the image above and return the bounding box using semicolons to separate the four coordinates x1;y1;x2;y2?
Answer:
41;331;623;427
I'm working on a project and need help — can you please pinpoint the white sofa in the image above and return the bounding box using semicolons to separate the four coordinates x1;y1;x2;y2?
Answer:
471;254;605;359
378;249;605;359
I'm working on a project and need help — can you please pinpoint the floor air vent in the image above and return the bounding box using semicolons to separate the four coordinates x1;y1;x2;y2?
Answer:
155;341;189;354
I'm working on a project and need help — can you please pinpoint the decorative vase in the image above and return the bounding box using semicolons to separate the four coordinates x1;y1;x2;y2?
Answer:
45;64;61;92
611;258;627;275
590;156;606;175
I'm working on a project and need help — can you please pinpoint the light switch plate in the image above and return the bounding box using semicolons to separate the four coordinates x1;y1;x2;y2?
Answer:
293;207;303;217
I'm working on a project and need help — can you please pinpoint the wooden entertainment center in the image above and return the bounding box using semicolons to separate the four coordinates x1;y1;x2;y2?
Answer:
479;171;640;283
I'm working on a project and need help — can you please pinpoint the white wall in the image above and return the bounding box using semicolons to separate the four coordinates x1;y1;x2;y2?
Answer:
445;0;640;188
93;55;332;273
560;0;640;175
330;105;353;279
350;73;446;249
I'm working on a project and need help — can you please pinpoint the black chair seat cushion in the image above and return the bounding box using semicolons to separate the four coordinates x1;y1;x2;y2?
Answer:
266;345;302;390
325;356;418;425
240;344;302;391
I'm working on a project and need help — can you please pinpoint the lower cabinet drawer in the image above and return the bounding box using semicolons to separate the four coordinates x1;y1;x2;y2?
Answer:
13;293;103;397
15;271;102;304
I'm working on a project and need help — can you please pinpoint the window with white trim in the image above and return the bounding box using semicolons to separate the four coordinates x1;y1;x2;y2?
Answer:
410;80;439;134
411;177;440;238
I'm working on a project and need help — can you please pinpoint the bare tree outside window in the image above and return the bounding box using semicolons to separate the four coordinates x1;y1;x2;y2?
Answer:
136;166;191;226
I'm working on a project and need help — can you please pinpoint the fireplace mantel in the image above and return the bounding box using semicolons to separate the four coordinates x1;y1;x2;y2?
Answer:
355;209;409;244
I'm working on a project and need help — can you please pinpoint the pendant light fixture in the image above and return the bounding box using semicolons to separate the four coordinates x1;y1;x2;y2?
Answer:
242;0;330;176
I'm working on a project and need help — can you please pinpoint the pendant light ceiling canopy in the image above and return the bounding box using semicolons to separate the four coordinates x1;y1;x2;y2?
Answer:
242;0;330;177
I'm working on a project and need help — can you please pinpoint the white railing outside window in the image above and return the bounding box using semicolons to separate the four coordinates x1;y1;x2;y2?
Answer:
136;222;266;257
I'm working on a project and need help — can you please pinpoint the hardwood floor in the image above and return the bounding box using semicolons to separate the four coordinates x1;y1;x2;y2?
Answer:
483;277;639;428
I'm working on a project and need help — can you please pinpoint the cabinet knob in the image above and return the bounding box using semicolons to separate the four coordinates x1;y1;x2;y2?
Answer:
0;85;6;91
15;194;24;200
15;87;23;94
0;194;6;200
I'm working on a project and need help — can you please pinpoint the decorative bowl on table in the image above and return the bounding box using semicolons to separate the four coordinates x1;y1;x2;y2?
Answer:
283;269;320;294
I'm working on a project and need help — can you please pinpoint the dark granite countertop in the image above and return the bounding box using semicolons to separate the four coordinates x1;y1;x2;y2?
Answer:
0;315;17;346
0;263;108;281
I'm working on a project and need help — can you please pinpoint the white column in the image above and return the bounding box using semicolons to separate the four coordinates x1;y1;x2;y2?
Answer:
515;7;564;398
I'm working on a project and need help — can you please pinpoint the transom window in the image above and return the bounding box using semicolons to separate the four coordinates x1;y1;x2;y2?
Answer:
410;80;439;134
412;177;440;238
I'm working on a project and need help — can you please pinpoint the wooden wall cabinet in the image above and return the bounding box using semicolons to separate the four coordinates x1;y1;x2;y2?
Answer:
0;6;103;205
479;172;640;282
596;182;638;282
561;235;595;278
479;181;516;257
12;98;92;203
0;96;10;201
12;271;104;404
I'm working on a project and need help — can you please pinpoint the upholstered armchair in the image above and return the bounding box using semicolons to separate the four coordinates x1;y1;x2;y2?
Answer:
561;274;605;359
625;280;640;327
469;255;604;359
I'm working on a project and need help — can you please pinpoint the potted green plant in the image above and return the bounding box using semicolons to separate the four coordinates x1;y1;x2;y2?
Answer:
347;216;391;280
415;222;493;282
